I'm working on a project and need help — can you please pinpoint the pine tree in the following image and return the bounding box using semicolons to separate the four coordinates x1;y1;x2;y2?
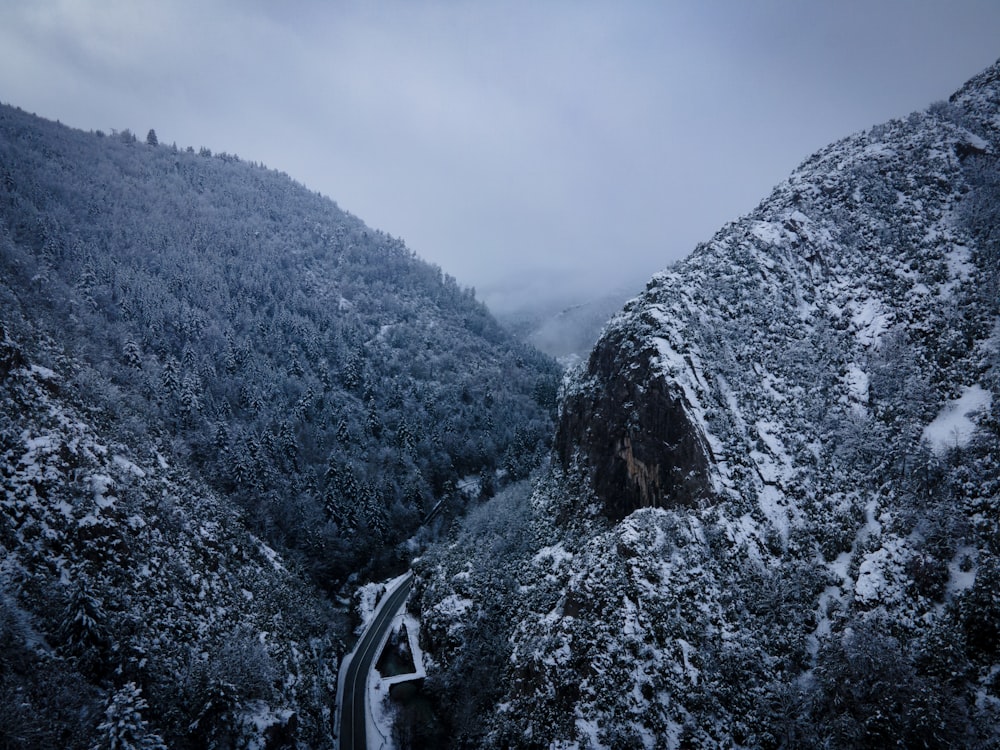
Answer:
323;460;359;529
59;578;109;678
179;374;202;425
159;357;180;400
94;682;167;750
336;418;351;446
361;482;386;540
189;679;241;750
341;350;363;390
366;399;382;439
122;341;142;369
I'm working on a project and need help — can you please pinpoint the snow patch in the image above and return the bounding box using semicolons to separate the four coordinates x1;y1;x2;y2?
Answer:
922;384;992;455
757;485;791;543
961;132;989;151
854;537;908;607
29;364;56;380
750;220;785;245
24;434;56;452
850;297;890;346
250;536;287;573
947;546;978;595
863;142;896;158
433;593;473;620
676;638;700;685
533;543;574;570
355;581;386;631
112;454;147;478
945;244;975;282
844;364;869;405
90;474;116;507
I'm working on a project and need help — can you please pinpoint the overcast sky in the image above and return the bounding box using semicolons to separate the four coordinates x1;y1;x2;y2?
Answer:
1;1;999;312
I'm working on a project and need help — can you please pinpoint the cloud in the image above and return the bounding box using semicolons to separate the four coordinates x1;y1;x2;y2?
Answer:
1;0;999;308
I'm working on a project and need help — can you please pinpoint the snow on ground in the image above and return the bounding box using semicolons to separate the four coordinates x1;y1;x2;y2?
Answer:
242;702;295;750
945;244;975;282
757;485;791;544
533;543;574;570
28;364;56;380
112;454;147;478
355;581;386;633
854;536;908;607
754;420;793;483
369;602;426;750
574;716;602;750
355;572;412;633
922;384;992;455
431;593;473;627
249;535;287;573
850;297;890;346
844;364;869;406
947;546;979;596
750;220;785;245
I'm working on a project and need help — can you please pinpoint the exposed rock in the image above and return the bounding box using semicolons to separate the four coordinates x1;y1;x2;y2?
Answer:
556;322;712;521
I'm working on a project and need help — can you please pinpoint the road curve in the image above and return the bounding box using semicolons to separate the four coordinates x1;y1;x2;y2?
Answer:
339;573;414;750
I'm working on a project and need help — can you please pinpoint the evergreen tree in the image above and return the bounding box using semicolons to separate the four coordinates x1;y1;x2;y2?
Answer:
94;682;167;750
159;357;180;401
336;418;351;446
59;579;109;679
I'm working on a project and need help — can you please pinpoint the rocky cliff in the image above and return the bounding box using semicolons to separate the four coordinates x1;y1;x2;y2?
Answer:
556;320;714;520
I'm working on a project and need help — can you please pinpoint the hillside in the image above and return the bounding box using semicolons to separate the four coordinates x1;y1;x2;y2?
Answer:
0;104;559;583
1;332;339;747
0;104;559;747
414;61;1000;747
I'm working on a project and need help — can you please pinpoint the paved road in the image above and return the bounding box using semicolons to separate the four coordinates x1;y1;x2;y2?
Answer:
339;573;413;750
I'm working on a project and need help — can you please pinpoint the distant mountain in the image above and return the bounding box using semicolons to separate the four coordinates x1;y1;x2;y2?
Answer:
415;60;1000;747
0;104;559;747
497;287;640;367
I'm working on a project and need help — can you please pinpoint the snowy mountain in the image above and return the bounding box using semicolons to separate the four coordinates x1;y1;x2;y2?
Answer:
0;105;559;747
413;61;1000;747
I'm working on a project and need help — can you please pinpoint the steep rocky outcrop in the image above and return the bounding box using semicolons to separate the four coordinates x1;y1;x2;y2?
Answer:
556;322;714;520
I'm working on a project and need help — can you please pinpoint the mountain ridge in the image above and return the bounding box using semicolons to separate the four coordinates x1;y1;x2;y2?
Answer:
0;100;559;747
414;58;1000;748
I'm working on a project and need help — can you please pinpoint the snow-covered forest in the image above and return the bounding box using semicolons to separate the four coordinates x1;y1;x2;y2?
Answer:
0;104;558;747
3;52;1000;750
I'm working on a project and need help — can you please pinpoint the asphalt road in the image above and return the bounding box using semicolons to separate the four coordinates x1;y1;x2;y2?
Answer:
339;573;414;750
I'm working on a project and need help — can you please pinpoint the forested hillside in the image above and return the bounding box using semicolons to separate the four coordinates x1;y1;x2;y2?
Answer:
414;61;1000;748
0;104;559;584
0;104;559;747
0;335;339;747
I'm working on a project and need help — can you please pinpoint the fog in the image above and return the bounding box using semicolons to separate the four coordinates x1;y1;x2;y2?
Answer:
2;0;998;314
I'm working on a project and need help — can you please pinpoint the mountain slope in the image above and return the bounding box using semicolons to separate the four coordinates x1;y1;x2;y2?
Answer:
0;105;559;747
415;60;1000;748
0;104;559;588
0;328;340;747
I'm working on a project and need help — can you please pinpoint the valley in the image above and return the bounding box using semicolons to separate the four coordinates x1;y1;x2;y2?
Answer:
2;56;1000;750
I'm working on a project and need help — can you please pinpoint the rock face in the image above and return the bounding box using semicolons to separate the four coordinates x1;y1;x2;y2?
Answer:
556;322;713;520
